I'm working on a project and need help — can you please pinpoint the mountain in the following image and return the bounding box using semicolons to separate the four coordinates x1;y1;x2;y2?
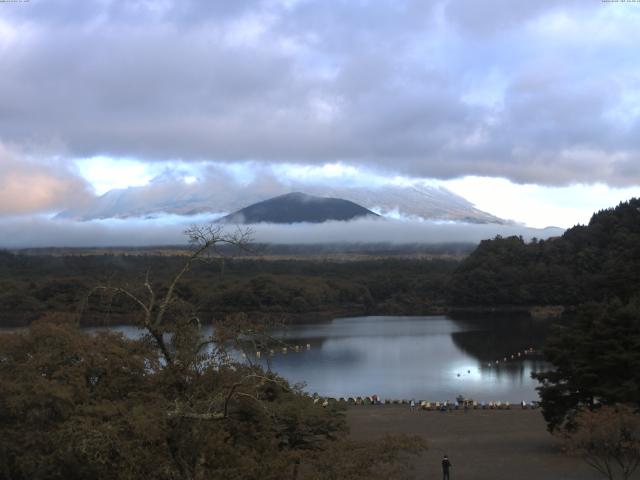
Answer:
302;184;506;224
218;192;379;224
57;181;508;224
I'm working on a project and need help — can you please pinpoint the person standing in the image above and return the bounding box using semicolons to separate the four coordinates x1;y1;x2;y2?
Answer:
442;454;452;480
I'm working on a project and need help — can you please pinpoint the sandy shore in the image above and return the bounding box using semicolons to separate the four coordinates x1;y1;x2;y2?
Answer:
347;405;609;480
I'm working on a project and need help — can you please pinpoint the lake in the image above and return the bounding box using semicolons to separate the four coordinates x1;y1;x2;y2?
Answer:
86;314;551;402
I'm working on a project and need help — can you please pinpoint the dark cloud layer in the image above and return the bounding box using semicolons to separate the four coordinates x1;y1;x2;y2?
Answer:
0;0;638;185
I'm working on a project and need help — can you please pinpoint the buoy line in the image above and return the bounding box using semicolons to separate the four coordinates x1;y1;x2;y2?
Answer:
307;395;541;410
253;342;312;359
487;347;537;367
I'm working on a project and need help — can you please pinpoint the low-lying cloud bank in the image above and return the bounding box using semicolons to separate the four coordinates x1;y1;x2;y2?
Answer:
0;216;563;249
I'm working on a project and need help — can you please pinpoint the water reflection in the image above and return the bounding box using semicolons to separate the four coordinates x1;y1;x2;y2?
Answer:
84;325;147;339
4;315;553;402
255;315;552;402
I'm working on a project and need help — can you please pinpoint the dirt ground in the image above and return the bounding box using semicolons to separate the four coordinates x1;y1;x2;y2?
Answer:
347;405;619;480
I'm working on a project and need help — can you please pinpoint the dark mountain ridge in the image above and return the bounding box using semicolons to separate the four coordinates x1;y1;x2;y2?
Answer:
218;192;380;224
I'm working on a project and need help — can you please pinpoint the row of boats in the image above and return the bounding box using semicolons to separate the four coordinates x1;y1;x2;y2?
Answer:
312;395;541;410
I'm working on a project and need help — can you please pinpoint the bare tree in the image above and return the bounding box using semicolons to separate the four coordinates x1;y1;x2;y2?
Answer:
88;224;252;367
561;405;640;480
84;223;279;426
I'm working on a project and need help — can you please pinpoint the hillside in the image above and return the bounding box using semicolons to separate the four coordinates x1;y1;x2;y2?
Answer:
449;198;640;306
218;192;379;224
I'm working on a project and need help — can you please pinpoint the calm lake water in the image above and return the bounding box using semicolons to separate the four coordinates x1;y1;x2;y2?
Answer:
84;315;551;402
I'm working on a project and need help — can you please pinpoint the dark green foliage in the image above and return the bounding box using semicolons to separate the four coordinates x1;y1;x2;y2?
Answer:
0;253;458;326
533;299;640;431
450;198;640;306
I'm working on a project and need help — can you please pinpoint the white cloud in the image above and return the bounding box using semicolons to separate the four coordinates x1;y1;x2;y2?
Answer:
75;157;156;194
442;176;640;228
0;18;17;50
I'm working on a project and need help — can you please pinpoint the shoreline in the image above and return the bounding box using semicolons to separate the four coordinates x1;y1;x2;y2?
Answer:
0;304;568;328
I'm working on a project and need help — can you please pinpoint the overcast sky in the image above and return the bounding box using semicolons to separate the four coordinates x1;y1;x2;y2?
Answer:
1;0;640;236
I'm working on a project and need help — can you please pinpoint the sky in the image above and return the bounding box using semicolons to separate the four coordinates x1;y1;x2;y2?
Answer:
2;0;640;244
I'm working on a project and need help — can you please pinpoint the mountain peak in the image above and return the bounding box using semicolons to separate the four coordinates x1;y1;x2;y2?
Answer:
219;192;380;224
275;192;312;201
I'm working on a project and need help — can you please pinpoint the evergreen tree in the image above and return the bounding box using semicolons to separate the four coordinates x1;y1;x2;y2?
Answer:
533;298;640;431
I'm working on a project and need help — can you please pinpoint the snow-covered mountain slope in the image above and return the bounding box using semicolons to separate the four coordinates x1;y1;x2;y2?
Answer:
58;182;507;224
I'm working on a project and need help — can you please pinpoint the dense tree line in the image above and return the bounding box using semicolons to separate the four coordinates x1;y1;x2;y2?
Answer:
0;252;456;326
533;298;640;431
450;198;640;306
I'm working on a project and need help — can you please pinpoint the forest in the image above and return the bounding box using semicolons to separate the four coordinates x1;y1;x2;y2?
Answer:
0;251;457;327
449;198;640;306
